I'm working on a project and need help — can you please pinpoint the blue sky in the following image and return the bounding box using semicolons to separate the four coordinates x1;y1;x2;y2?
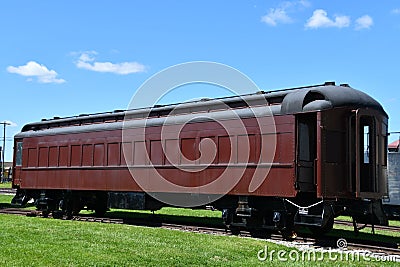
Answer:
1;1;400;161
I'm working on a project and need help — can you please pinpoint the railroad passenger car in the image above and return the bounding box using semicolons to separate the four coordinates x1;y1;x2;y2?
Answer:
12;82;389;237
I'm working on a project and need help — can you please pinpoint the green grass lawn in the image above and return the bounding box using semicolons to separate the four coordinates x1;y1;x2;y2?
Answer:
1;214;268;266
0;194;14;207
1;195;400;266
337;215;400;227
1;214;399;267
0;181;11;188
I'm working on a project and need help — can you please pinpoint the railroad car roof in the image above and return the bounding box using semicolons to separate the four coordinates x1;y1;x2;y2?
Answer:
18;82;386;135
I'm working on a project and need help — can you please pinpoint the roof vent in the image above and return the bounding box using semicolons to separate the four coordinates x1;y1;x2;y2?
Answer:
340;83;350;87
324;81;336;86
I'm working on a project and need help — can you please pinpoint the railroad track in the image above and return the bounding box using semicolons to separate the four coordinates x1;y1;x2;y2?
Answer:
0;208;33;216
1;206;399;259
0;188;16;195
335;219;400;233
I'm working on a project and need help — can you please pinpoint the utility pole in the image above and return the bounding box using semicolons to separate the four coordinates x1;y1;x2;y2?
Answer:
0;121;10;183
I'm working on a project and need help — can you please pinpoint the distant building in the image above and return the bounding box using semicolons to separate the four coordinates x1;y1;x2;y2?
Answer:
389;140;400;152
387;141;400;211
1;162;13;180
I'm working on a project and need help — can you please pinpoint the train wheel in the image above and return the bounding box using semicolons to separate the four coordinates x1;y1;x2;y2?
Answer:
94;208;106;217
309;217;334;236
281;229;297;240
93;192;108;217
229;226;241;236
94;203;107;217
42;210;50;218
72;208;82;216
249;229;270;239
52;210;64;219
309;205;335;236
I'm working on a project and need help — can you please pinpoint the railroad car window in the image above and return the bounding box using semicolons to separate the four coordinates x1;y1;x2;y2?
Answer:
238;135;257;163
134;141;147;165
39;147;49;167
218;136;231;164
299;123;311;161
181;138;197;164
199;137;217;165
121;142;133;166
260;134;276;163
364;125;370;164
82;144;93;166
28;148;38;167
94;144;105;166
150;140;163;165
297;116;316;162
70;145;81;166
49;146;58;167
165;139;179;165
59;146;69;166
108;143;120;166
15;142;23;166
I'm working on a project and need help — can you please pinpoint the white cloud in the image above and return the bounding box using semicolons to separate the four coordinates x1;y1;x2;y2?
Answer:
305;9;350;29
392;8;400;14
281;0;311;10
261;8;292;26
261;1;310;26
6;61;65;84
75;51;146;74
355;15;373;30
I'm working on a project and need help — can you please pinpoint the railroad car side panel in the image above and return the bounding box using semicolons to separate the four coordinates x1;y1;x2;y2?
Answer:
17;114;297;197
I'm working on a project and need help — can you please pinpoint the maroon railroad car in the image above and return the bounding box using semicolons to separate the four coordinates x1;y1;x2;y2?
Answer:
12;82;389;236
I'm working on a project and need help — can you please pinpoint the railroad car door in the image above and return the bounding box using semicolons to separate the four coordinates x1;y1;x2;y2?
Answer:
12;139;23;187
354;109;388;198
296;113;317;192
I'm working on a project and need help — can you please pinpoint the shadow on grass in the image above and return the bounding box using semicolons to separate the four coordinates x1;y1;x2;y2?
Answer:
328;228;400;246
106;210;225;228
0;202;16;209
297;226;400;248
0;202;35;209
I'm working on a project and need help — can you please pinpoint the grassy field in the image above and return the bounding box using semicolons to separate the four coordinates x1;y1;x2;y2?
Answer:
1;214;399;267
1;214;267;266
1;195;400;266
0;182;11;188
